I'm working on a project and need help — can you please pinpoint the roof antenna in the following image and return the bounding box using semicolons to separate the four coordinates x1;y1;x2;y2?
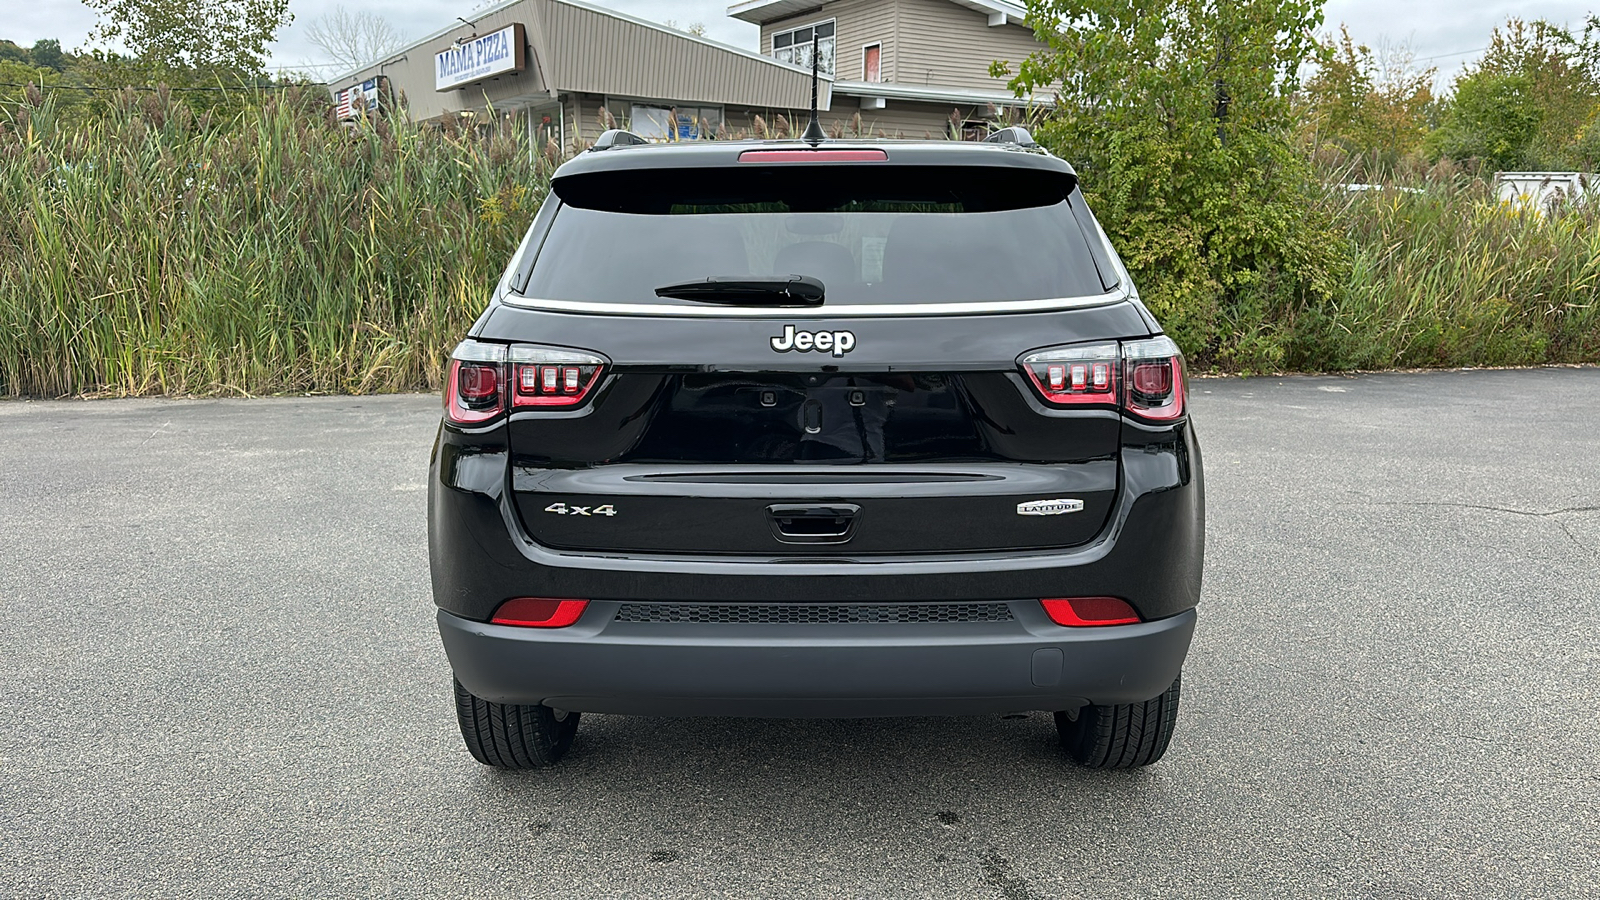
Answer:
800;33;826;144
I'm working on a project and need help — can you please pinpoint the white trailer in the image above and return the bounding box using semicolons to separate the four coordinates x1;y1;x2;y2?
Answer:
1493;171;1597;211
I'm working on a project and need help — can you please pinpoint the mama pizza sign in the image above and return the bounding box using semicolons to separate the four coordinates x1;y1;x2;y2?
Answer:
436;24;528;91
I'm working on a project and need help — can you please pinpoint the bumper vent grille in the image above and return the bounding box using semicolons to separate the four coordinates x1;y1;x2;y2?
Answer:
613;602;1015;625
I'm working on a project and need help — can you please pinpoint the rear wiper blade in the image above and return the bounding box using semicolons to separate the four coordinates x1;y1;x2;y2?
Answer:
654;275;824;307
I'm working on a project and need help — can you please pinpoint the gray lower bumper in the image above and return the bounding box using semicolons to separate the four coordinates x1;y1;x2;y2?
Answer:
439;602;1196;717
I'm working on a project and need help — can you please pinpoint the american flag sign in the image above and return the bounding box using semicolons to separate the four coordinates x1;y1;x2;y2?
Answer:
335;79;381;121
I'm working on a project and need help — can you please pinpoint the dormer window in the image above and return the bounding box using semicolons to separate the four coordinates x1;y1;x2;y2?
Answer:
772;20;835;77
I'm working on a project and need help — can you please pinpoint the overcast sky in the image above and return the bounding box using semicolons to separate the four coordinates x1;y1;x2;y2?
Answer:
7;0;1598;87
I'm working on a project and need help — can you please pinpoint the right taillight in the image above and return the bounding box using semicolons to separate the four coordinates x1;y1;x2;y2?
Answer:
1019;341;1121;408
1019;336;1186;421
1121;336;1186;421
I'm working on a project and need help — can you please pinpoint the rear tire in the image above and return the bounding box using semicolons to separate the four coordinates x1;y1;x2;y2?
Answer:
453;677;579;768
1055;672;1181;769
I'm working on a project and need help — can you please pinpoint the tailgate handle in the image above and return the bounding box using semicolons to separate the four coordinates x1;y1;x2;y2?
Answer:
767;504;860;544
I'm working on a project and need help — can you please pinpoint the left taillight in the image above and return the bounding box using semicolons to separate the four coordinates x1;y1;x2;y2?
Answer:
509;345;608;408
444;341;507;425
443;341;610;425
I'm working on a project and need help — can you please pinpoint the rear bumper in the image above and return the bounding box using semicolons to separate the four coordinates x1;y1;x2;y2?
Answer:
428;421;1204;623
439;604;1196;716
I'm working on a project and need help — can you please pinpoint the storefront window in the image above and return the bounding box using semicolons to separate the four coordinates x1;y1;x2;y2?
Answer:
628;104;724;141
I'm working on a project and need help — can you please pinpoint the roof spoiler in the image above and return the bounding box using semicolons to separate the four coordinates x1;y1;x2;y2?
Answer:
984;126;1039;148
592;129;650;150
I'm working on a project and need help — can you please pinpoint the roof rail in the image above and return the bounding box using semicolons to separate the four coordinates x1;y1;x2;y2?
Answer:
983;126;1039;148
591;129;650;150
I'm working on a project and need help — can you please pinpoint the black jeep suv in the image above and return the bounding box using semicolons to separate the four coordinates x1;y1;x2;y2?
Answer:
429;127;1203;770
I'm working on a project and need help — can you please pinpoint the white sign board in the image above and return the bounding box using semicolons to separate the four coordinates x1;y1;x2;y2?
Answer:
436;24;527;91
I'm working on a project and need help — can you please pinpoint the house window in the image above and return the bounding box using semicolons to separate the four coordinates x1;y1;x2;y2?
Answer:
772;20;835;76
863;43;881;82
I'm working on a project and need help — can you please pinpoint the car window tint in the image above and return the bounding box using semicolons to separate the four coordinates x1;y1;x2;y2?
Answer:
524;166;1110;305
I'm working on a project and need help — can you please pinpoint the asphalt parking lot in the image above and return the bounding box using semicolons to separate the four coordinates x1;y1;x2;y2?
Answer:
2;368;1597;899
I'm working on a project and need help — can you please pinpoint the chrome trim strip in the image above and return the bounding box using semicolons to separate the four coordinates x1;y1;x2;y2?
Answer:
496;291;1128;318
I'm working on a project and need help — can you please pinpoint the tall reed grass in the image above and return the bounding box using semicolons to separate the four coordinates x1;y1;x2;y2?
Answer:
0;90;1595;397
1281;176;1600;371
0;87;549;397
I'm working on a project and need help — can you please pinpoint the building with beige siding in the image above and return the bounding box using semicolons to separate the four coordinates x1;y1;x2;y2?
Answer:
730;0;1052;138
327;0;1050;147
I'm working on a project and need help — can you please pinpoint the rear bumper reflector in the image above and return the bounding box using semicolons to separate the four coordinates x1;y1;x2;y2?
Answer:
1040;597;1141;626
490;598;590;628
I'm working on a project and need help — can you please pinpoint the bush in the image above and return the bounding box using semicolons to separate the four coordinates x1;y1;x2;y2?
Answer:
1004;0;1344;372
1008;0;1599;374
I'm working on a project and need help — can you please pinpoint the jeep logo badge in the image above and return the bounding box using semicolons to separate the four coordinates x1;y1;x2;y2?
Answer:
1017;499;1085;516
770;325;856;357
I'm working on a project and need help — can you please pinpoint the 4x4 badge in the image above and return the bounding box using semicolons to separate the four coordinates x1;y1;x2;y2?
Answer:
545;502;617;517
770;325;856;357
1017;499;1084;516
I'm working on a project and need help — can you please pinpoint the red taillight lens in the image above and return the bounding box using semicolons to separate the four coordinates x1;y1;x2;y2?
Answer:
444;342;609;423
1018;336;1187;420
514;364;602;406
737;149;889;163
1019;342;1120;408
1122;337;1186;421
1040;597;1141;626
444;355;505;426
459;363;499;402
490;598;590;628
1131;363;1171;395
510;345;608;408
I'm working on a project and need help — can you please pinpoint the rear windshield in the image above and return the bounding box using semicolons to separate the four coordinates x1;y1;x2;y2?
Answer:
519;165;1115;306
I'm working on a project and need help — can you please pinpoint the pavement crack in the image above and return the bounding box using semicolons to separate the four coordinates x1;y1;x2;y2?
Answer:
138;420;172;447
1551;519;1593;556
1368;500;1598;555
1372;500;1600;518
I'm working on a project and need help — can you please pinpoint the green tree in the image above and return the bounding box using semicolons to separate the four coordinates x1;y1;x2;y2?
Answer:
0;39;91;116
1299;27;1436;171
1427;72;1543;170
999;0;1341;368
29;39;70;72
0;38;72;71
83;0;292;85
1575;120;1600;168
1430;18;1600;170
0;58;56;105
